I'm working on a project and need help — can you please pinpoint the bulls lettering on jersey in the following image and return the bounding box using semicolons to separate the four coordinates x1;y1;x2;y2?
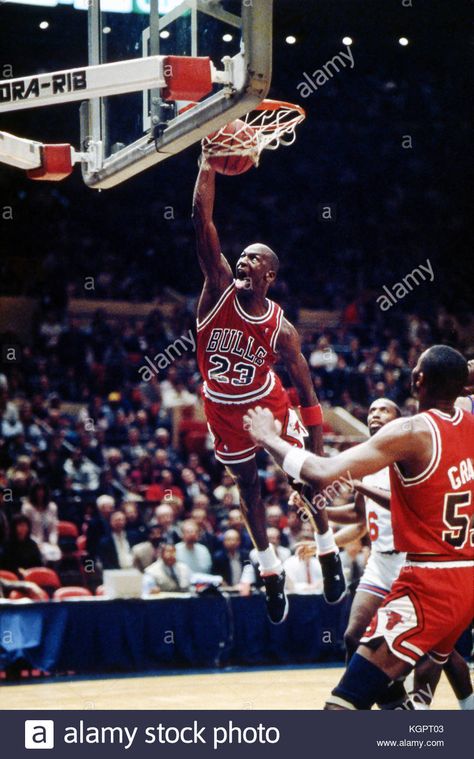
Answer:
362;467;395;552
390;408;474;558
197;282;283;405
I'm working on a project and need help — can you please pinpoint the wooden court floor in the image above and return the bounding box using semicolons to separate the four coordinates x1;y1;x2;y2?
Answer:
0;666;462;710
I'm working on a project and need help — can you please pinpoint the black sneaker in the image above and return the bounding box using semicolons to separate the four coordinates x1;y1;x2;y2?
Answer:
319;552;346;604
263;571;289;624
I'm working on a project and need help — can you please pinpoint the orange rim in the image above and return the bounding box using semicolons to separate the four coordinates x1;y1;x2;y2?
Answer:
254;99;306;117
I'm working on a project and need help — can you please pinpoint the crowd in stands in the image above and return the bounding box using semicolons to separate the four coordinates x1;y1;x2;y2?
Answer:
0;4;471;600
1;295;470;599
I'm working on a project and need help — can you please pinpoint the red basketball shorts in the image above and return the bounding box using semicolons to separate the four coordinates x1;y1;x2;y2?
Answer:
360;560;474;666
203;381;307;466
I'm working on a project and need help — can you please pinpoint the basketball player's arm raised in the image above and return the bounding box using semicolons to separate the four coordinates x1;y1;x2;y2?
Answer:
192;163;233;321
244;408;429;490
276;318;323;455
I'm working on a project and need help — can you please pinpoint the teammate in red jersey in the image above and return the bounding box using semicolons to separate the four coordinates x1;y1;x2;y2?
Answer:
192;163;345;623
243;345;474;708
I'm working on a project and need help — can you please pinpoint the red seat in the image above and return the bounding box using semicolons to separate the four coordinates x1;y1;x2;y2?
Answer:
53;587;92;600
0;570;19;581
58;521;79;538
9;588;49;601
24;567;61;590
95;585;106;596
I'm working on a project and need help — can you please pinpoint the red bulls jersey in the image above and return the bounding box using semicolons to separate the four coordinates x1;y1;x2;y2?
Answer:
196;282;284;405
390;408;474;559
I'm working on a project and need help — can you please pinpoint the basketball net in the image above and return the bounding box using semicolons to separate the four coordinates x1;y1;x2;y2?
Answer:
201;99;306;167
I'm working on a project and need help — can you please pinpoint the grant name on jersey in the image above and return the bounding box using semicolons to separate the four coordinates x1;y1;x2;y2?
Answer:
447;458;474;490
206;328;267;367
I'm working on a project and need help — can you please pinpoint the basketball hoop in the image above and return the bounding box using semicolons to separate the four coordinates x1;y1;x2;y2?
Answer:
201;99;306;167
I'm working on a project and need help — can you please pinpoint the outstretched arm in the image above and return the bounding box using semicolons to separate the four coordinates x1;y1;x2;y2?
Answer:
244;407;429;490
277;319;323;455
192;163;233;322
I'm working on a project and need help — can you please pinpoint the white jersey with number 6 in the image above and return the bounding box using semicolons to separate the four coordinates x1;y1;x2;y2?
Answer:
363;467;395;552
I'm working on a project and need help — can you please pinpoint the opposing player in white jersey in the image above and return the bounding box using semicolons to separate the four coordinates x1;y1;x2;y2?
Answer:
324;399;405;661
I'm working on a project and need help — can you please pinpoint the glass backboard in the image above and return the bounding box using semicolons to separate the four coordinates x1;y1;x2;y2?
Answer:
82;0;273;189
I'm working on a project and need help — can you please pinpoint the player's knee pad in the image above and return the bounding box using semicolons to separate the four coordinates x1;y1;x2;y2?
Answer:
328;653;392;710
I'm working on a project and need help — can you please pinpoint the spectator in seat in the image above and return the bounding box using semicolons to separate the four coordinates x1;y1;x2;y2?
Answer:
1;515;43;572
186;453;211;489
265;504;289;547
212;529;249;587
86;494;115;559
132;523;163;572
104;448;129;487
122;428;146;465
154;503;181;544
143;544;191;594
7;455;38;493
283;508;305;550
152;427;178;466
309;336;338;370
122;499;147;543
226;508;253;552
212;471;240;507
284;524;324;594
63;448;99;494
145;469;183;505
0;377;24;439
161;378;197;411
180;467;206;509
190;506;219;555
97;510;134;570
211;491;232;527
21;483;60;563
175;519;212;574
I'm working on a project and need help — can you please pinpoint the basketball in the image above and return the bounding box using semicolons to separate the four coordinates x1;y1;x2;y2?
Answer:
203;119;257;176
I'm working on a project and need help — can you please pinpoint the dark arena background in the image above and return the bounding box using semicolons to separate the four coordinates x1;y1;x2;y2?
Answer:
0;0;473;718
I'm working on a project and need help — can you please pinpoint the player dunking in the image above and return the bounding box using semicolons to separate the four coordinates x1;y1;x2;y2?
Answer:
192;162;345;623
244;345;474;708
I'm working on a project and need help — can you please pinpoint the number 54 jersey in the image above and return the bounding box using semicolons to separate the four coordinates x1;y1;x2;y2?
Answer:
390;408;474;560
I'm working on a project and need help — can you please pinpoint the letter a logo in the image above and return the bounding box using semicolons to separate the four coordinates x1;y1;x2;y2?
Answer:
24;720;55;749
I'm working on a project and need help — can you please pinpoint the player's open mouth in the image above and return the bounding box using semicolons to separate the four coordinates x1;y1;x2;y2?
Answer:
235;272;252;289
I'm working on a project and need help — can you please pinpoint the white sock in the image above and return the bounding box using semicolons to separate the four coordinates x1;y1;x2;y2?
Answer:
258;545;283;576
315;529;338;556
458;693;474;710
